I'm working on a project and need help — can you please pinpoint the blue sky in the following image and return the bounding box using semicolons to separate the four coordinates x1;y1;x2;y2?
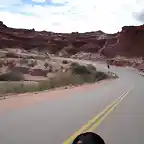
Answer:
0;0;144;33
22;0;68;7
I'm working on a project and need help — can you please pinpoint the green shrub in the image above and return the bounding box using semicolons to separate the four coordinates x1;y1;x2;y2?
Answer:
62;60;69;64
0;83;38;94
87;64;96;74
94;71;108;81
0;71;24;81
70;63;91;74
70;63;97;75
70;62;79;67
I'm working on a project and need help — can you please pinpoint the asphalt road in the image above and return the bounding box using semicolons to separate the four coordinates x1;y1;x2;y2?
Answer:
0;59;144;144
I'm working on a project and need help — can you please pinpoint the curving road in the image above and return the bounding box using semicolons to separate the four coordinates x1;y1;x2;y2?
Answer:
0;59;144;144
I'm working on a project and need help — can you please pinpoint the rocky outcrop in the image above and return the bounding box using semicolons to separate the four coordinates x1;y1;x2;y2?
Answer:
102;25;144;58
11;66;30;74
0;21;107;54
0;21;7;28
1;21;144;58
29;68;49;77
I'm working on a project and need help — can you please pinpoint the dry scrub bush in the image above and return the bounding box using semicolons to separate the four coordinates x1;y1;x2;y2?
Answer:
0;71;24;81
0;63;111;95
70;62;96;75
62;60;69;64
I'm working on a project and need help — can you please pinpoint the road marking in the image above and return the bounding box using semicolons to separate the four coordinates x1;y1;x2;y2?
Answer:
87;87;132;132
63;87;133;144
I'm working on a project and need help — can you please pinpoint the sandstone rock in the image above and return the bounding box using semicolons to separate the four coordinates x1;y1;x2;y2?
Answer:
11;66;30;74
28;59;37;67
0;21;7;28
102;25;144;58
79;43;100;53
0;21;144;58
29;68;49;77
58;49;69;57
0;21;107;55
19;58;28;65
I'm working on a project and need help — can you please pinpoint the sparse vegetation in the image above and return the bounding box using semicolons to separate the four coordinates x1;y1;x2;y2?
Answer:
0;83;37;94
0;63;112;96
70;62;96;75
0;48;117;97
62;60;69;64
0;71;24;81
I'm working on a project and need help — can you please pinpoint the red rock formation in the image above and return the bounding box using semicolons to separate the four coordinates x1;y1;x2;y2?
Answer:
1;21;144;58
0;21;106;54
102;25;144;58
0;21;7;28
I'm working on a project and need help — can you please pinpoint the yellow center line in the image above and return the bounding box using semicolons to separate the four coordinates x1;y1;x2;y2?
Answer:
63;86;133;144
87;88;132;132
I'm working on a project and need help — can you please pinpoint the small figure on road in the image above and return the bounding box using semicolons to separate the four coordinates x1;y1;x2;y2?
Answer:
107;64;110;69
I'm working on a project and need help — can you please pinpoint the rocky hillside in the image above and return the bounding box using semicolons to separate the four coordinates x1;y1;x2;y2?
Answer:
102;25;144;58
0;21;108;55
0;21;144;58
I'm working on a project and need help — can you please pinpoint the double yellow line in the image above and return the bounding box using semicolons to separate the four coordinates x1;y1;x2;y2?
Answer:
63;86;133;144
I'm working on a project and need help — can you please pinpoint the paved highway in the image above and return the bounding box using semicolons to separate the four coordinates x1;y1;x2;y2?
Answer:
0;59;144;144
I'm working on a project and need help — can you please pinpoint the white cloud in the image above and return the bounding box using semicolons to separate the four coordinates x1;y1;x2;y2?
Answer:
0;0;144;33
0;5;4;8
51;0;67;3
0;0;22;6
32;0;46;2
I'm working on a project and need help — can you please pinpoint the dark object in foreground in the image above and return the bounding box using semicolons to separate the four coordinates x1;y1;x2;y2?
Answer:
72;132;105;144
